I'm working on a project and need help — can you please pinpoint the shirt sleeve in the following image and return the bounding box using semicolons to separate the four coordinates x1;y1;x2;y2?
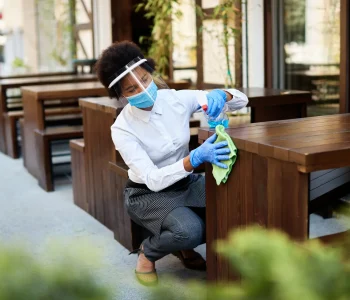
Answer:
173;89;208;115
224;89;249;111
174;88;248;114
112;128;192;192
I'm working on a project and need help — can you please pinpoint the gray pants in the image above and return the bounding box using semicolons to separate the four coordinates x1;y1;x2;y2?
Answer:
142;206;206;262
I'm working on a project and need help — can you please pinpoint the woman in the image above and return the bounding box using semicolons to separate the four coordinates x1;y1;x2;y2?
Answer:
95;41;248;286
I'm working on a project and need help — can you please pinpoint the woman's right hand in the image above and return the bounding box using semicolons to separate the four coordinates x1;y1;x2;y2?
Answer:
190;134;230;169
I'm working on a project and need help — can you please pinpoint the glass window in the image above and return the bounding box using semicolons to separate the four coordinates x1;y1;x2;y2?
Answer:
172;0;197;84
283;0;340;116
36;0;74;71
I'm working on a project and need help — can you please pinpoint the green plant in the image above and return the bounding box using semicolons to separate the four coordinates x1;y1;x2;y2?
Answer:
36;0;76;67
196;0;242;88
152;226;350;300
0;243;112;300
136;0;183;77
11;57;30;71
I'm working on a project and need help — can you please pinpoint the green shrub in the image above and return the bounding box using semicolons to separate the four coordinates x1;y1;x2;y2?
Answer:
0;244;111;300
152;227;350;300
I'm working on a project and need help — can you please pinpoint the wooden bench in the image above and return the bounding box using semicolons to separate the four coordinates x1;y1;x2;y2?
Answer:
4;106;82;158
35;126;83;192
108;161;151;250
309;167;350;218
70;139;88;212
20;82;107;191
0;74;97;155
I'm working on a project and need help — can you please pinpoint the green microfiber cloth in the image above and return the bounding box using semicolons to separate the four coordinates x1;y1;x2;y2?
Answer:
212;125;237;185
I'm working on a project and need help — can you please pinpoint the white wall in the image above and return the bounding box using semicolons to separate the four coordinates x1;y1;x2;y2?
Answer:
93;0;112;57
246;0;264;88
21;0;39;72
1;0;26;73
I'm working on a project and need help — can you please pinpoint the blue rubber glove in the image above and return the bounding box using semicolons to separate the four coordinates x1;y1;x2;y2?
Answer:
206;89;227;118
190;133;230;169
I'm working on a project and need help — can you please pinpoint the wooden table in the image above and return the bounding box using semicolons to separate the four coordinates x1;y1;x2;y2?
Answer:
21;81;107;183
198;113;350;282
286;70;340;93
0;73;97;153
238;87;312;123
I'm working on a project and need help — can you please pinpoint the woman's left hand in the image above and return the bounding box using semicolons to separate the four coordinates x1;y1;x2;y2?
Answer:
206;89;227;118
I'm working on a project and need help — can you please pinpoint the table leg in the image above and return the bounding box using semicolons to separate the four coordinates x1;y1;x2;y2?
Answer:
205;150;309;282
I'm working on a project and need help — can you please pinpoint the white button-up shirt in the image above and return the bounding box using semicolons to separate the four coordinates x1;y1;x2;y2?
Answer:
111;89;248;192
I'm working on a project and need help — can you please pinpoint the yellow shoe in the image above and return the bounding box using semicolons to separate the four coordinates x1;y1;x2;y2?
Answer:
130;245;158;287
135;269;158;287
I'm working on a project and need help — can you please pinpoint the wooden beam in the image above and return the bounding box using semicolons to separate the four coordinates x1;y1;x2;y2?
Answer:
340;0;350;113
263;0;273;88
79;0;93;23
75;23;92;31
111;0;132;42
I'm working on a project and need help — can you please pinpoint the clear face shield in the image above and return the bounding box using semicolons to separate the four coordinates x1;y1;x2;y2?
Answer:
108;57;170;109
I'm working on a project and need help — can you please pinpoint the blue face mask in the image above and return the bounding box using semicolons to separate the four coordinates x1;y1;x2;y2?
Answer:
126;80;158;108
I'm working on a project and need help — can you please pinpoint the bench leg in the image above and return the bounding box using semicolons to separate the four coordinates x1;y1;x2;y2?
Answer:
19;119;26;167
35;132;54;192
4;115;19;159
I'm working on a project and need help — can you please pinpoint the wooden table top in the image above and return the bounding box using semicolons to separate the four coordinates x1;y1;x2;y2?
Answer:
21;82;107;100
199;114;350;173
0;74;97;88
237;87;312;106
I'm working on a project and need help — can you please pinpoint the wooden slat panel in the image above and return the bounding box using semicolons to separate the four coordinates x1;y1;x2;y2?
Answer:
310;171;350;201
252;154;268;226
227;149;244;280
281;161;309;240
240;151;254;225
310;169;334;180
267;158;283;230
108;168;133;250
310;167;350;190
216;167;229;281
205;162;218;282
83;107;115;225
70;140;88;212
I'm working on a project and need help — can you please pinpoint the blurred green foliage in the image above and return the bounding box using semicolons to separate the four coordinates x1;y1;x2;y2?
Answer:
11;57;30;71
152;226;350;300
0;244;111;300
0;225;348;299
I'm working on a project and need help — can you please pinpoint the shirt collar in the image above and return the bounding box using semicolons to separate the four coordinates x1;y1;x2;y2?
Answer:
129;101;163;123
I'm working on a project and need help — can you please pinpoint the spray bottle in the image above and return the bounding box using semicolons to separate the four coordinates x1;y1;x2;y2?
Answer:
201;104;229;129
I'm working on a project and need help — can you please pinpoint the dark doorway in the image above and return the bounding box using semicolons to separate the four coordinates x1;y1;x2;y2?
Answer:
111;0;153;54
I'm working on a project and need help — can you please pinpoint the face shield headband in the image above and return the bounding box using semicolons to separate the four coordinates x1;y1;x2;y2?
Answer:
107;57;159;108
